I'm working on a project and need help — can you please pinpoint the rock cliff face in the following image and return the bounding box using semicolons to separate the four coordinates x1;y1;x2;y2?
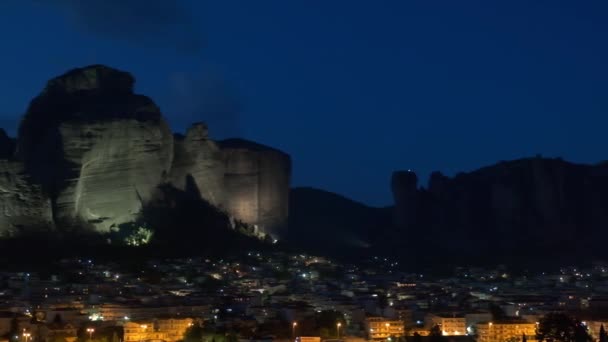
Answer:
169;123;224;207
16;65;174;232
0;65;291;237
219;139;291;238
391;157;608;258
0;160;53;235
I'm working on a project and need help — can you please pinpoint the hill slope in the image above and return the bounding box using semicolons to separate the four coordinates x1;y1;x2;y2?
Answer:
286;187;391;258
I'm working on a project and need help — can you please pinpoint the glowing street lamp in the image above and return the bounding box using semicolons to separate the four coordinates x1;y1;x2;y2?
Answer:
87;328;95;340
337;323;342;339
22;332;31;342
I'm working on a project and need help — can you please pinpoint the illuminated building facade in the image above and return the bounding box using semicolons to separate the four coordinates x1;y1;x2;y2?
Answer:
156;319;194;342
475;321;537;342
123;319;193;342
365;317;405;340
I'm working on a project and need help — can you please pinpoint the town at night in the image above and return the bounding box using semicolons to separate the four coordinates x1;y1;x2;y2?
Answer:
0;2;607;342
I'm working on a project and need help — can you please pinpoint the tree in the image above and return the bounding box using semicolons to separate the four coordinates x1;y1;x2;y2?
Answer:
8;316;19;341
183;325;204;342
429;325;445;342
315;310;345;335
124;227;153;246
537;313;591;342
53;314;63;325
574;323;591;342
429;325;442;336
226;333;238;342
319;328;330;339
50;332;68;342
599;325;607;342
377;293;389;311
489;304;506;320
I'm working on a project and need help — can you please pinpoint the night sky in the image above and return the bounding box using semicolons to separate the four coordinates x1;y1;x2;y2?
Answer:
1;1;607;206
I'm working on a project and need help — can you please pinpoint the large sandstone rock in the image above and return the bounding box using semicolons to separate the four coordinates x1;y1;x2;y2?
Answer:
16;65;173;232
1;64;293;239
0;159;53;236
169;123;224;207
219;139;291;238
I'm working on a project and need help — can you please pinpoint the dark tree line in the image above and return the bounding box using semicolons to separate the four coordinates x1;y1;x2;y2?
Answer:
536;313;591;342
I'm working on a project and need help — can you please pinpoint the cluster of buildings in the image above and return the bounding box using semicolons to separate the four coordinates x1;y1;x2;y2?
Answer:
0;254;608;342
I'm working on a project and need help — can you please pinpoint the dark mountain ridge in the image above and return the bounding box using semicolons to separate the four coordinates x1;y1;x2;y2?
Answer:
286;187;392;258
390;156;608;264
0;64;603;270
288;157;608;268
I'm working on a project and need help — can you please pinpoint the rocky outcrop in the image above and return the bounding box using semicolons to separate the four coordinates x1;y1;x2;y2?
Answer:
169;123;224;207
0;160;53;235
0;65;291;238
16;65;173;232
391;157;608;258
219;139;291;238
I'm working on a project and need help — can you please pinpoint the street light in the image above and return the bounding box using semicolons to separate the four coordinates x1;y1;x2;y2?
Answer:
86;328;95;341
292;322;298;340
22;332;30;342
337;323;342;339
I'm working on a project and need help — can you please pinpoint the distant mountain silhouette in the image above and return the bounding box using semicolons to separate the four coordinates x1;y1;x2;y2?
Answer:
287;157;608;269
390;156;608;265
285;187;391;258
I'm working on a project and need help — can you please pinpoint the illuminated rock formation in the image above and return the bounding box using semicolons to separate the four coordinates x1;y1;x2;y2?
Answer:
2;64;292;238
219;139;291;238
0;129;52;234
6;65;291;238
0;160;53;235
169;123;224;207
16;65;173;232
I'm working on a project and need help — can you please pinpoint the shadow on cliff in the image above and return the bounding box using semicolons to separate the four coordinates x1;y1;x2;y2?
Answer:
0;175;272;268
140;174;270;256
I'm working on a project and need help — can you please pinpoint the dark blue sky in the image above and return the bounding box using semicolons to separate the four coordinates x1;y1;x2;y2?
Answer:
1;1;607;206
